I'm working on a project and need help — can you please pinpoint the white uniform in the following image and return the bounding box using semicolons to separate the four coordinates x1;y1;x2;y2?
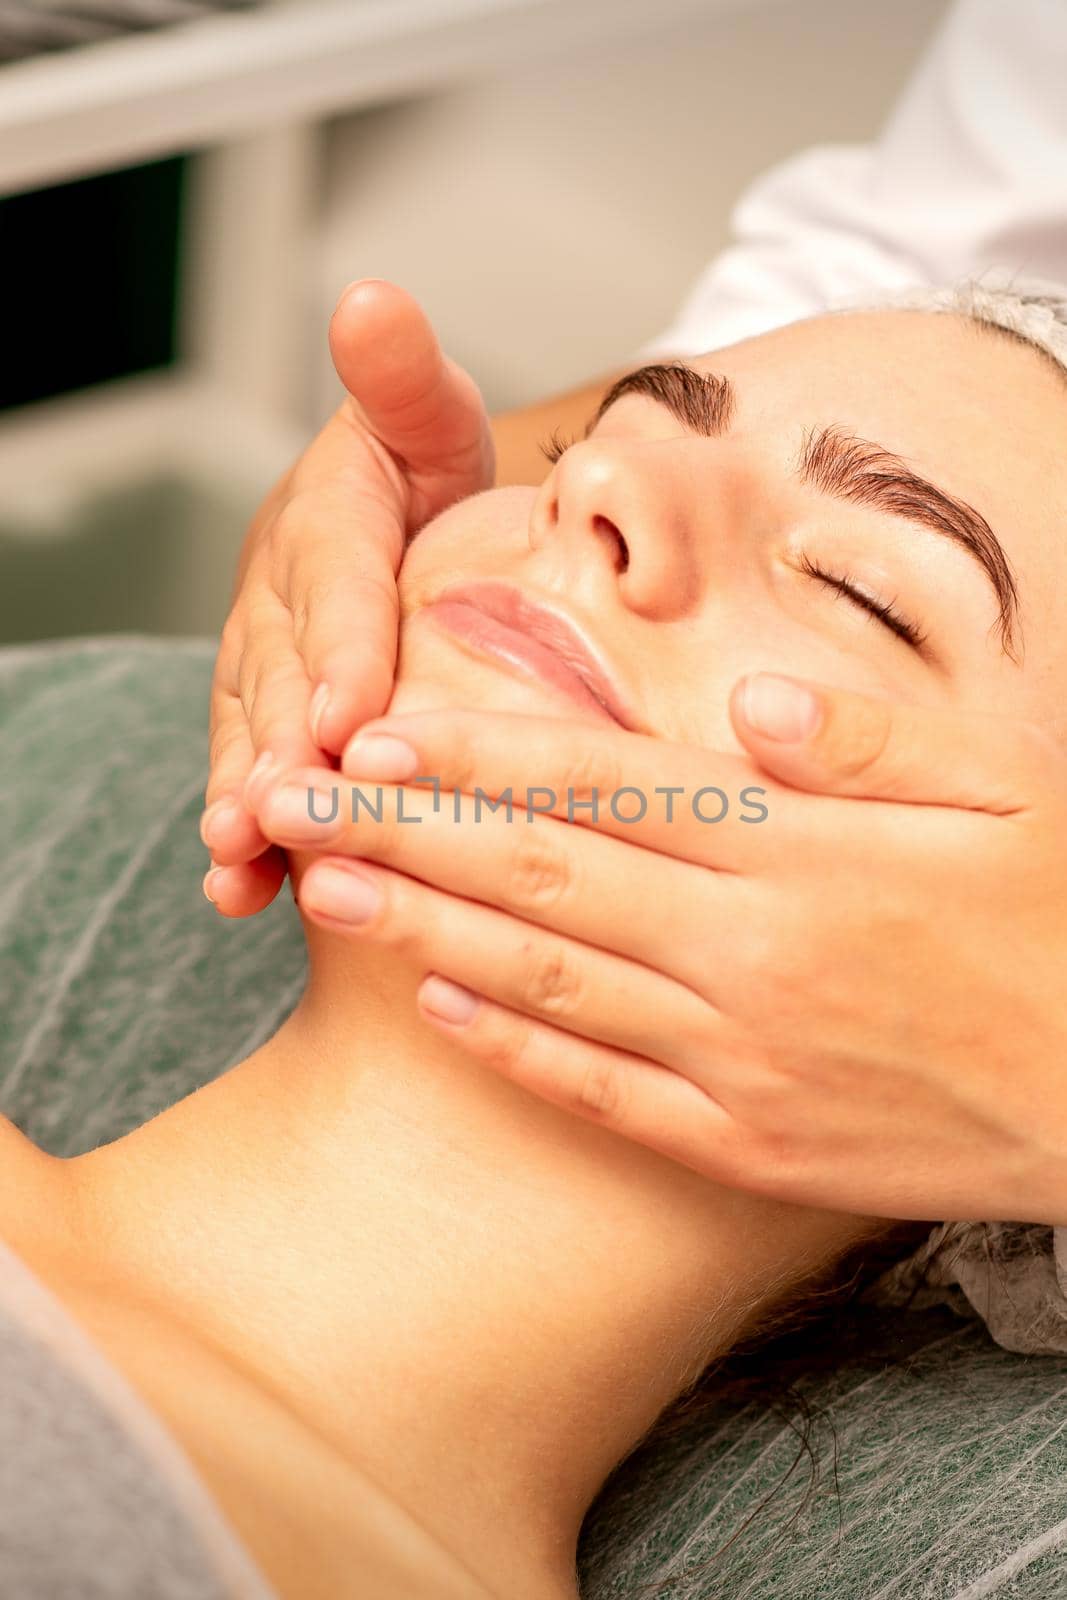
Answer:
641;0;1067;358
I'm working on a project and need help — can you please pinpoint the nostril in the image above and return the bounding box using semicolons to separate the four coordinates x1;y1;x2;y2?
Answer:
592;514;629;574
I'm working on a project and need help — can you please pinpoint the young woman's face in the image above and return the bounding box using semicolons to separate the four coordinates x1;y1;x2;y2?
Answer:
391;309;1067;752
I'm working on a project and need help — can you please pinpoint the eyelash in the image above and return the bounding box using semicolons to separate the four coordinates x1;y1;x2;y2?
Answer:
538;434;929;654
798;552;928;652
539;429;578;466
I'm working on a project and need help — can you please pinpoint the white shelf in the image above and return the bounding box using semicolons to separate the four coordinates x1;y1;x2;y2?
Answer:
0;0;722;195
0;370;305;530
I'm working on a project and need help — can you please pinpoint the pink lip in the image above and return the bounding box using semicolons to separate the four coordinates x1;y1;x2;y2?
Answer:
420;581;642;731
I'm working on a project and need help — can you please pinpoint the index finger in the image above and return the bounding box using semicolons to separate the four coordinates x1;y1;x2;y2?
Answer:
340;708;790;872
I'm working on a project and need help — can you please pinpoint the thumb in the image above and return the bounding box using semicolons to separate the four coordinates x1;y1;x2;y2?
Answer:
329;279;495;511
729;672;1043;813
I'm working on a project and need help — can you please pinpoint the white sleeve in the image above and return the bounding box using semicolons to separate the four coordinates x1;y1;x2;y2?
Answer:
638;0;1067;359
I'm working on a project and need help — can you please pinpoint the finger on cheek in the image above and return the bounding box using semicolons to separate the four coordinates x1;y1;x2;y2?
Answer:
734;673;822;744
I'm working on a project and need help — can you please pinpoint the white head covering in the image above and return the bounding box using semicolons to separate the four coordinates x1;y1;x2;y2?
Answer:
834;269;1067;373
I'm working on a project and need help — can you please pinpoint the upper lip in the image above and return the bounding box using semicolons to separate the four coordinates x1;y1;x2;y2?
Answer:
429;580;644;731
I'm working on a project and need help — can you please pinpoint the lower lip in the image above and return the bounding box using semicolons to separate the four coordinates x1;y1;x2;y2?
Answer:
421;597;621;725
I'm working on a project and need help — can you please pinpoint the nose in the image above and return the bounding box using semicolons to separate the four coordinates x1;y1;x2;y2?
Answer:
528;436;710;620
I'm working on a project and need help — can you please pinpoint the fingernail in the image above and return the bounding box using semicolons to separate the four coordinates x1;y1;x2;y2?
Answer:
301;863;381;925
343;732;418;781
420;975;480;1026
309;682;331;747
244;751;277;806
334;277;388;314
740;674;821;741
199;800;237;850
264;782;341;842
203;867;223;905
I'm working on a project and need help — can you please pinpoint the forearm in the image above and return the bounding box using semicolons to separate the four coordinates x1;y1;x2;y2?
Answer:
489;368;631;488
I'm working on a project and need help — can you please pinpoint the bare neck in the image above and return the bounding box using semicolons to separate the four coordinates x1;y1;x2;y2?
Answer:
64;944;872;1599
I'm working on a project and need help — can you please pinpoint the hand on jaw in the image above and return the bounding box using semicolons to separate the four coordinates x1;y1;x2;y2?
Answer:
236;678;1067;1230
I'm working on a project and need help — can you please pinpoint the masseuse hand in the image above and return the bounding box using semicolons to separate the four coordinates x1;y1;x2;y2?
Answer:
201;281;495;916
253;679;1067;1226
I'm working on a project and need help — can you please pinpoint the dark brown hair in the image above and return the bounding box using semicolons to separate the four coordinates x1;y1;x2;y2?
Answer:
594;1217;940;1598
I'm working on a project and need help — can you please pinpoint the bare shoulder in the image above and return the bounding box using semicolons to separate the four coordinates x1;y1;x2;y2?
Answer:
0;1122;497;1599
10;1228;497;1600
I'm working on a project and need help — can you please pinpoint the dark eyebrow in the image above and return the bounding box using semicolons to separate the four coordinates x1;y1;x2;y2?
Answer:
799;425;1021;661
585;361;735;439
589;364;1022;663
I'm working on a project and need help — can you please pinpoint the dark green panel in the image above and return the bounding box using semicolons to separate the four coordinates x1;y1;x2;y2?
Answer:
0;155;186;410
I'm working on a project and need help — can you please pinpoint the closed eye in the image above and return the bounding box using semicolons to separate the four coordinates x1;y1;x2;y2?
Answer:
539;429;578;466
799;553;929;653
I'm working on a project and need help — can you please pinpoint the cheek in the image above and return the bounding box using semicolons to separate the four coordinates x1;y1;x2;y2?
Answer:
397;485;537;618
661;615;902;755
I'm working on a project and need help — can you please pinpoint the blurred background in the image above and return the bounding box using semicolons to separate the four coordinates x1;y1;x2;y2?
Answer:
0;0;948;645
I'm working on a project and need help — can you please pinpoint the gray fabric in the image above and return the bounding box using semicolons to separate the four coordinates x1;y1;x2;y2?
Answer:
2;634;1067;1600
577;1304;1067;1600
0;636;305;1158
0;1240;273;1598
870;1220;1067;1359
